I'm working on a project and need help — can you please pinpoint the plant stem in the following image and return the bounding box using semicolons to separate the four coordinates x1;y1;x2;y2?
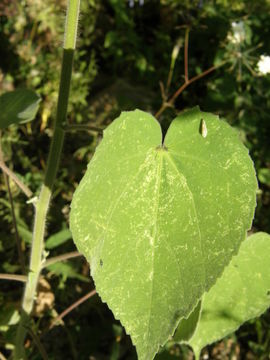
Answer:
184;28;190;83
0;351;7;360
65;124;104;134
0;273;27;282
43;251;82;268
6;177;26;274
14;1;81;358
0;159;33;198
166;37;182;94
49;289;96;329
155;28;228;120
155;61;226;119
26;326;49;360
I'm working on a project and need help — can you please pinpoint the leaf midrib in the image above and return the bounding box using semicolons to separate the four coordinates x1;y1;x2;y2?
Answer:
145;152;163;357
164;151;206;289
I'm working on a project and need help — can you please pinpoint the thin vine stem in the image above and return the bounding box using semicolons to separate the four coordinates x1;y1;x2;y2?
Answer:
49;290;96;330
43;251;82;268
26;326;49;360
155;61;226;119
65;124;104;134
14;1;81;358
184;27;190;83
165;37;182;94
155;27;227;119
0;273;27;282
0;159;33;198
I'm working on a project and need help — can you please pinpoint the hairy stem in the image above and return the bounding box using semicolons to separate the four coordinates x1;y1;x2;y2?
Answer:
14;1;81;358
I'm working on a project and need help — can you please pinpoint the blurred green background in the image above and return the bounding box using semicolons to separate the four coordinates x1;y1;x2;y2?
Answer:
0;0;270;358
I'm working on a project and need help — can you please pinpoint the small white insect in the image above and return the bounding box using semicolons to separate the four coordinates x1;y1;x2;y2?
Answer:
200;118;208;138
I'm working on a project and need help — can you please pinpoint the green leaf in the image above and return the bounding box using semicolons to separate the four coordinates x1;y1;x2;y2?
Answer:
189;232;270;358
0;89;41;129
45;228;72;249
47;262;89;282
0;306;20;332
70;108;257;360
173;301;201;343
155;349;182;360
17;225;32;245
258;168;270;185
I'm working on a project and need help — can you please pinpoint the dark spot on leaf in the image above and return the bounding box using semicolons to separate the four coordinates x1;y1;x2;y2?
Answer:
267;290;270;296
100;259;103;267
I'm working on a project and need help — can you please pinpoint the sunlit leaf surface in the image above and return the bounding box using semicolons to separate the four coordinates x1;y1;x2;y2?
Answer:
189;232;270;359
70;108;257;360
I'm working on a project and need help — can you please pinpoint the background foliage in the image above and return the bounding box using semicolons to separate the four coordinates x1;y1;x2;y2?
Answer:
0;0;270;359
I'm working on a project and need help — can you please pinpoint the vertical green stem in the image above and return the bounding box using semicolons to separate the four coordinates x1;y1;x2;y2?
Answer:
14;1;81;358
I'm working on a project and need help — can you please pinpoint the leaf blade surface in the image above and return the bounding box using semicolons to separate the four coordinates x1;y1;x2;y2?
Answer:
70;108;257;360
0;89;40;129
189;232;270;357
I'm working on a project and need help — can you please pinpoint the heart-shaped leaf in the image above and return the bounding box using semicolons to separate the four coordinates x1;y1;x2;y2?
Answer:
188;232;270;359
0;89;41;129
70;108;257;360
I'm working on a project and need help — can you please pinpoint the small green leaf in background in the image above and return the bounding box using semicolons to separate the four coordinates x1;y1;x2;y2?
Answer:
0;89;41;129
155;350;182;360
45;228;72;249
17;225;32;245
70;108;257;360
0;306;20;332
258;168;270;186
173;301;201;344
47;262;89;283
188;232;270;359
